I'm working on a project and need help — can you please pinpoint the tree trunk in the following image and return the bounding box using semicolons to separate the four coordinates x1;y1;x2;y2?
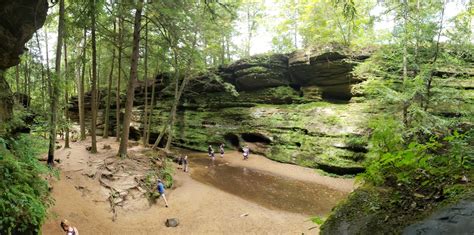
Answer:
402;0;408;81
142;18;149;146
15;65;20;93
90;0;98;153
116;11;124;142
104;19;117;139
425;1;446;111
145;67;157;146
47;0;65;166
165;72;188;151
0;70;13;126
79;28;87;140
35;32;47;113
64;41;70;148
118;0;143;158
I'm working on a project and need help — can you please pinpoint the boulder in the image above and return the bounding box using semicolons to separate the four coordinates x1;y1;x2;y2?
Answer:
289;50;354;87
165;218;179;227
223;54;290;91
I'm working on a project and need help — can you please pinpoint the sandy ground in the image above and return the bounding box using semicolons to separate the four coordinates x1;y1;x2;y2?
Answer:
41;137;353;235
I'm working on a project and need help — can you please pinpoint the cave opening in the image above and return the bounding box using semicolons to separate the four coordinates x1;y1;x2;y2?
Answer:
128;126;141;141
147;132;168;147
241;133;271;144
321;85;352;102
223;133;240;148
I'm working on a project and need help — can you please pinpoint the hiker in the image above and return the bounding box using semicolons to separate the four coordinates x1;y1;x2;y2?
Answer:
178;156;183;169
219;143;225;158
208;145;215;161
60;219;79;235
242;146;250;160
183;155;188;172
157;179;169;208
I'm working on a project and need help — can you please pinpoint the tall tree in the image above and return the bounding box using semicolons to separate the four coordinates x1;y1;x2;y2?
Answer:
142;17;149;146
47;0;65;166
116;5;124;142
64;41;70;148
79;28;87;140
90;0;98;153
103;18;117;139
118;0;144;158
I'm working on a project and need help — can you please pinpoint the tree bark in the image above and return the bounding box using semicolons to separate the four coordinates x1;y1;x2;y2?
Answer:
79;28;87;140
0;71;13;126
90;0;98;153
47;0;65;166
64;41;70;148
142;18;149;146
15;65;20;93
145;67;157;146
104;19;117;139
35;33;47;112
425;0;446;111
118;0;143;158
116;9;124;142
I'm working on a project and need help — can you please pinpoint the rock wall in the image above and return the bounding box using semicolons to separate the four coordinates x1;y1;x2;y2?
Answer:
72;48;371;175
0;0;48;125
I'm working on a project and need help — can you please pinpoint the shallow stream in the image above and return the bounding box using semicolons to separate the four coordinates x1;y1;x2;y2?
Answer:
186;153;348;216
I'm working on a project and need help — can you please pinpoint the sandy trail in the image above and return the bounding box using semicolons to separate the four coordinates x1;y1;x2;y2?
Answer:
42;137;353;234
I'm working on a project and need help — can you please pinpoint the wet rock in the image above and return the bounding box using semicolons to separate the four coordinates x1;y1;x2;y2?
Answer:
165;218;179;227
403;199;474;235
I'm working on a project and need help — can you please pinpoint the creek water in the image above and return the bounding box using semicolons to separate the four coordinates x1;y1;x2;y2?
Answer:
186;153;348;216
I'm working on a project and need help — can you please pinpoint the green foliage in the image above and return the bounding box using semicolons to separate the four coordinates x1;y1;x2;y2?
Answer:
0;134;52;234
363;130;472;193
159;159;174;188
310;215;325;225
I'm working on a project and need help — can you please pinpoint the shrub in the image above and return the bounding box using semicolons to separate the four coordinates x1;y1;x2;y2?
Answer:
0;135;52;234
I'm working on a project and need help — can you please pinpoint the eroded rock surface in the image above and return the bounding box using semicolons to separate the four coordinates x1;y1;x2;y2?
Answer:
70;48;371;175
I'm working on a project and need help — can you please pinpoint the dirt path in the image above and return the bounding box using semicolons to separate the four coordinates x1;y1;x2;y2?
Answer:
42;137;353;234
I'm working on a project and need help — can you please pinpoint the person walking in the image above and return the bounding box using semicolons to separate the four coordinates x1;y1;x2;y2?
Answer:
157;179;169;208
219;143;225;158
60;219;79;235
183;155;188;172
208;145;215;161
242;146;250;160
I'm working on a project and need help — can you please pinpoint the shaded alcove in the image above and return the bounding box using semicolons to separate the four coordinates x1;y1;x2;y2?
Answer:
241;133;271;144
129;126;141;141
223;133;240;148
321;84;353;102
147;132;168;148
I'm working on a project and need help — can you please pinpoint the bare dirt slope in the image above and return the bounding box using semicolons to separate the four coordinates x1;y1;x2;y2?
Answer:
42;137;353;234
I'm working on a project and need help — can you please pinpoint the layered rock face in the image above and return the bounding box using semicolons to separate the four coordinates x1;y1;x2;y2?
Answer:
74;48;370;174
0;0;48;124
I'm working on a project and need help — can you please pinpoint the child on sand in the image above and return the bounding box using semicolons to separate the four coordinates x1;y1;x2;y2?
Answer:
157;179;169;207
219;143;225;158
183;155;188;172
61;219;79;235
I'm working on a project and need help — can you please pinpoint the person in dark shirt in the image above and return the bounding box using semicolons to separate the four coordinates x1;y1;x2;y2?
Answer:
157;179;169;207
219;143;225;158
183;155;188;172
208;145;215;161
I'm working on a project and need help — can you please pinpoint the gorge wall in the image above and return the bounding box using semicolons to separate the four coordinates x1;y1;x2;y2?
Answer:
71;48;372;175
